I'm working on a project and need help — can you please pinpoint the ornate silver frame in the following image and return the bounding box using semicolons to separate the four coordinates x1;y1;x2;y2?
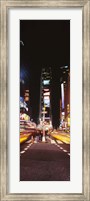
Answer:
0;0;90;201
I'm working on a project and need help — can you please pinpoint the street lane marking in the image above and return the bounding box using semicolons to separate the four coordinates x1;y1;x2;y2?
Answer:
25;143;33;150
29;144;31;147
63;150;67;152
25;139;33;144
57;145;60;147
23;144;33;152
24;148;28;151
51;140;56;144
20;151;25;154
60;147;63;149
56;140;63;144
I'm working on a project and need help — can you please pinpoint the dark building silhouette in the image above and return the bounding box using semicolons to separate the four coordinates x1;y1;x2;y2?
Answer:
51;67;60;128
39;66;60;128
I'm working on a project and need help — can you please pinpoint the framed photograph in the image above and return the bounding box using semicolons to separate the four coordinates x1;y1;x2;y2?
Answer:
20;19;70;183
0;0;90;201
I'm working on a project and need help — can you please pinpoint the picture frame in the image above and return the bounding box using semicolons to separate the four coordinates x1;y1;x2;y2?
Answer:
0;0;90;201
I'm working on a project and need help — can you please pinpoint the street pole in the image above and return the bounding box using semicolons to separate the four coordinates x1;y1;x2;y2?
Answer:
42;126;46;142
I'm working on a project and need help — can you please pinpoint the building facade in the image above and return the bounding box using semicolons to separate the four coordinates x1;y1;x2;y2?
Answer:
60;66;70;128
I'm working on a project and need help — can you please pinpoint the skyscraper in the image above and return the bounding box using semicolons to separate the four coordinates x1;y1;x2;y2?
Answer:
39;67;52;122
60;66;70;128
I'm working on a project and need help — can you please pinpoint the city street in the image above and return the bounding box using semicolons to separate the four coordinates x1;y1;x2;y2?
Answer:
20;21;70;182
20;134;70;181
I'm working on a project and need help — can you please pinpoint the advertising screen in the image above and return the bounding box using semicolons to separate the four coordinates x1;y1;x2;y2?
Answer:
61;83;64;109
44;96;50;107
43;80;50;85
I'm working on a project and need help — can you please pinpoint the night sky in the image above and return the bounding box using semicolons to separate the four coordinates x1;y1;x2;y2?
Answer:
20;20;70;127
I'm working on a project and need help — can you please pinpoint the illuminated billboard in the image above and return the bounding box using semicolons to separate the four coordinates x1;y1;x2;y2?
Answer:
61;83;64;109
44;92;50;96
43;80;50;85
44;96;50;107
43;89;49;92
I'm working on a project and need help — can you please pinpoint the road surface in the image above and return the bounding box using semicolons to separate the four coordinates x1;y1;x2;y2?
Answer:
20;135;70;181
